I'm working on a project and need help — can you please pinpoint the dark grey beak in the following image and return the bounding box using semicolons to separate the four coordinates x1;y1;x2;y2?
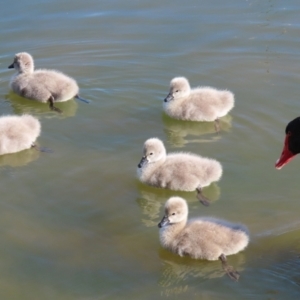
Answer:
138;156;148;168
8;63;14;69
164;93;173;103
158;215;170;228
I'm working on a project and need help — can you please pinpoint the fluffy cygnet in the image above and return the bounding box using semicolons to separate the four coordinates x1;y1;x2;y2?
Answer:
137;137;222;206
158;197;249;281
164;77;234;132
0;114;41;155
8;52;88;113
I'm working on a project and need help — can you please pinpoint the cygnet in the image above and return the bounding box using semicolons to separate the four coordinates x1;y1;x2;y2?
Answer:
8;52;89;113
158;197;249;281
164;77;234;132
0;114;41;155
137;137;222;206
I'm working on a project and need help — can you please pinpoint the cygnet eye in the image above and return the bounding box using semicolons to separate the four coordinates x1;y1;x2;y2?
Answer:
149;152;153;155
172;213;176;215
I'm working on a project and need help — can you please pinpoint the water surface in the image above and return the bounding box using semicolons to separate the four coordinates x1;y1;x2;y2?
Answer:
0;0;300;299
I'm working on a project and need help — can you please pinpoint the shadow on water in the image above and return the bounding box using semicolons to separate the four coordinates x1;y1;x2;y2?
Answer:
162;113;232;148
0;148;40;168
157;247;247;297
5;92;78;118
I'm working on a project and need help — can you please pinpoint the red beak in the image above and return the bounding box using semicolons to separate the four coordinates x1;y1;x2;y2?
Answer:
275;133;297;169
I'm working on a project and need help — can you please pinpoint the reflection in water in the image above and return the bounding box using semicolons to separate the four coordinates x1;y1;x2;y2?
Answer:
136;183;220;227
6;92;78;118
1;0;300;297
158;248;246;297
162;114;232;147
0;148;39;167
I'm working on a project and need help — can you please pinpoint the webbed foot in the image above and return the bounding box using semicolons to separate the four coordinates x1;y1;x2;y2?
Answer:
48;96;62;113
31;144;53;153
196;187;210;206
219;254;240;282
214;118;220;134
75;95;90;103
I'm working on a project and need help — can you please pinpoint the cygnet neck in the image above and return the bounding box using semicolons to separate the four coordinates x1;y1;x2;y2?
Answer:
19;66;34;74
169;219;187;235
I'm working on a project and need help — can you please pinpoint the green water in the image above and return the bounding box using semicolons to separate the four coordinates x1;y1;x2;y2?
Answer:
0;0;300;299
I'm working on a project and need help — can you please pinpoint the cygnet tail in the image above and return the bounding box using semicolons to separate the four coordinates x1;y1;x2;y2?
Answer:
22;114;41;136
220;91;235;116
75;95;90;104
208;160;223;183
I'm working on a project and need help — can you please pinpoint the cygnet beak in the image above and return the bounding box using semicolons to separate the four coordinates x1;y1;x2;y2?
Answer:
164;93;173;103
8;63;14;69
138;156;148;168
158;215;170;228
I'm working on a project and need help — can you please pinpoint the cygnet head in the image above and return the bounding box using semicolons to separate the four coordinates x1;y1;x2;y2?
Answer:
164;77;191;103
138;138;166;168
8;52;34;74
158;197;188;228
